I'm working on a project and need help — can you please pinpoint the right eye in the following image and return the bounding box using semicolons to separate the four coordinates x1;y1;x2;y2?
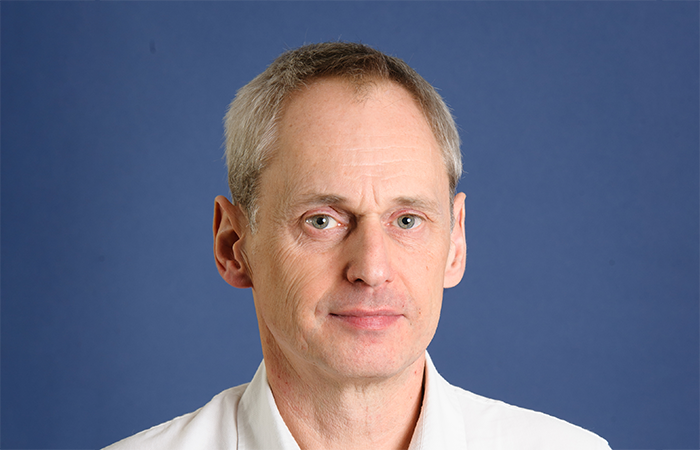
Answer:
305;215;339;230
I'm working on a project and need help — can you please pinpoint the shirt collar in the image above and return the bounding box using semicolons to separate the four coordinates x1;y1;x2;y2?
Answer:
409;351;468;449
237;360;300;450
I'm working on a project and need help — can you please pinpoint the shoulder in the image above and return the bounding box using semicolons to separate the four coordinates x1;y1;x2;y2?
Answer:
448;384;611;449
422;354;611;450
103;384;248;450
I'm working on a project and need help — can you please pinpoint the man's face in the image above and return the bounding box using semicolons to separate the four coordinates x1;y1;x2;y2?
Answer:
242;78;465;382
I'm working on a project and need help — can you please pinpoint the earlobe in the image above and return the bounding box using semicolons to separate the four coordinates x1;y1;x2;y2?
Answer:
444;192;467;288
213;195;253;288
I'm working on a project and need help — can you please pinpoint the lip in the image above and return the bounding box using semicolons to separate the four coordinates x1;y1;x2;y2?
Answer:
329;310;402;330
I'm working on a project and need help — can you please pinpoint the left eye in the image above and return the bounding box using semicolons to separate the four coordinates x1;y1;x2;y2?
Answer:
306;215;339;230
396;215;421;229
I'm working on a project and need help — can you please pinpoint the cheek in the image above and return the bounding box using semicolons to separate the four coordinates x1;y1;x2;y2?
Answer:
399;245;446;318
250;237;336;334
400;242;444;284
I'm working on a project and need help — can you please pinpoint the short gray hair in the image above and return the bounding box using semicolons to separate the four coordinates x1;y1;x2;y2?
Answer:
224;42;461;229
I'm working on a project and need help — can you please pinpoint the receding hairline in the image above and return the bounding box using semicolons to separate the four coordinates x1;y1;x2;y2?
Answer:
267;75;444;164
293;73;397;102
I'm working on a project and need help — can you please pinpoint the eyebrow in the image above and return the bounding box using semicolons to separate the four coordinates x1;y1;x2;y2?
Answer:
290;194;348;209
289;193;443;216
392;196;443;215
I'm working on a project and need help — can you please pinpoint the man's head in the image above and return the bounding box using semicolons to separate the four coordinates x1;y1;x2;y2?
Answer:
214;42;466;384
223;42;461;230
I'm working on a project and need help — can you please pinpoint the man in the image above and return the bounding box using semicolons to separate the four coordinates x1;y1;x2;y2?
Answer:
106;42;611;449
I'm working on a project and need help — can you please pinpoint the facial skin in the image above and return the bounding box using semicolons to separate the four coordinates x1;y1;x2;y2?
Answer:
215;77;466;388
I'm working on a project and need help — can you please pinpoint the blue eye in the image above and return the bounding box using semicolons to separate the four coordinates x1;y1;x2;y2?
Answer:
397;215;421;229
306;215;338;229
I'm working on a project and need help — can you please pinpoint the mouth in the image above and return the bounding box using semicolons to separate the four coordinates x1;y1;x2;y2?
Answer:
329;310;402;330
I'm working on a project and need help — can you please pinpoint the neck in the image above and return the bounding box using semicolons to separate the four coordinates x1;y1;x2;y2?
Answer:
262;340;426;450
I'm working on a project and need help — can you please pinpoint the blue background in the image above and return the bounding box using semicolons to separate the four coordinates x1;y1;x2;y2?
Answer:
2;2;698;449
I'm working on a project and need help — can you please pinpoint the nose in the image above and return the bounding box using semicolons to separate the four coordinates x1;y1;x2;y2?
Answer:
344;219;394;287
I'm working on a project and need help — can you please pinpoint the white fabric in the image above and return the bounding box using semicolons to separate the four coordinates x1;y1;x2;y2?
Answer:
104;353;611;449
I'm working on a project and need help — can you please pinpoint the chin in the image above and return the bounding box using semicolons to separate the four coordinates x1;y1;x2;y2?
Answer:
316;345;424;381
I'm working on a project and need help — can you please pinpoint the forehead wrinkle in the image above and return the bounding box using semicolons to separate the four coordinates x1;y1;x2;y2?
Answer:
335;150;431;165
270;154;448;214
278;161;446;210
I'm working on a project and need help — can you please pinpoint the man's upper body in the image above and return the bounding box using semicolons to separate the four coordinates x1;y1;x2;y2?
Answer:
105;354;610;450
105;42;611;449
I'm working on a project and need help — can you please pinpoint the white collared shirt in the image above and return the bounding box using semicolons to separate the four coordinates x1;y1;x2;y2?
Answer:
105;353;611;449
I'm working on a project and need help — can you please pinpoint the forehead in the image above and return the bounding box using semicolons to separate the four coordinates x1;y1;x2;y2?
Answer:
261;78;449;207
281;77;428;136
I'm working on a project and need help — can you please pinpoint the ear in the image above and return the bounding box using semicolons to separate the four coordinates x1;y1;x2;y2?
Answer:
444;192;467;288
213;195;253;288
